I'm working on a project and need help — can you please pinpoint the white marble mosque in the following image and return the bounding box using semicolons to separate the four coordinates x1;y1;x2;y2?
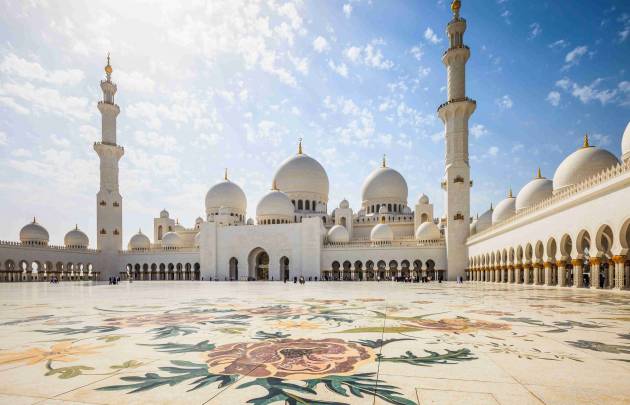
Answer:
1;1;629;291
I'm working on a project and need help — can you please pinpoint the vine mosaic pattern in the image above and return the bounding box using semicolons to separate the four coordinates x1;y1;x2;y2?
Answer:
0;282;629;404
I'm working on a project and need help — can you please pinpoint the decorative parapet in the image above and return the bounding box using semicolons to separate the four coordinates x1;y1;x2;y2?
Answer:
0;240;100;253
437;97;476;112
468;159;630;242
119;247;200;255
323;239;445;249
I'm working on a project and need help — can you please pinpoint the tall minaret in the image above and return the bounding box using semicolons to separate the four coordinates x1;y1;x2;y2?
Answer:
94;54;124;252
438;0;476;280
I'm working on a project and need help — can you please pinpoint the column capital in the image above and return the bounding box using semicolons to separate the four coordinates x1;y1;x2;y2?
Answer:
533;262;542;269
611;255;626;264
543;261;553;269
571;259;583;267
589;257;601;266
556;260;566;267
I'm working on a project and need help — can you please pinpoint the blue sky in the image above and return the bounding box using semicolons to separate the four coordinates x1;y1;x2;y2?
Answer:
0;0;629;246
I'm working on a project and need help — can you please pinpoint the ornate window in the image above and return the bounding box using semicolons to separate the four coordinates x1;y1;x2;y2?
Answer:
113;201;120;207
113;229;120;235
100;228;106;234
454;213;465;221
454;175;464;183
99;200;106;206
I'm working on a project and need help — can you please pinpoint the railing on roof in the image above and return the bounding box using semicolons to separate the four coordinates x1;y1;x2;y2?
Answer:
0;240;100;253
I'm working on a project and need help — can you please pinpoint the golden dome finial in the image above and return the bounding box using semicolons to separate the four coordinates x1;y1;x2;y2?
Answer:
104;52;113;76
271;179;278;191
582;133;590;148
451;0;461;17
298;138;303;155
33;216;36;223
382;154;387;168
224;168;228;181
490;202;493;210
75;224;78;230
508;186;513;198
536;167;542;179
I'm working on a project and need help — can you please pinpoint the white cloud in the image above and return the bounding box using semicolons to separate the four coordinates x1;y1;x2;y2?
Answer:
555;77;619;105
546;91;561;106
0;82;91;121
495;95;513;110
409;45;423;61
115;70;156;93
0;96;30;115
342;3;352;18
563;45;588;70
312;36;329;53
424;27;441;44
245;120;284;145
511;143;524;153
590;133;611;146
343;40;394;70
0;53;84;86
618;13;630;42
0;131;7;146
470;124;488;139
133;130;178;150
529;22;542;39
487;146;499;157
289;53;309;75
50;134;70;148
78;125;99;143
548;39;568;49
500;10;511;24
12;148;32;158
328;60;348;77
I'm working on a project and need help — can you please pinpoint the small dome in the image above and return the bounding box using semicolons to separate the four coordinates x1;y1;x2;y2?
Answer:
205;179;247;215
370;223;394;242
553;136;620;191
403;206;412;214
362;164;408;204
128;230;150;250
20;218;49;245
64;225;89;248
378;206;388;214
339;199;349;209
195;216;204;224
622;121;630;161
246;218;254;225
415;221;441;240
256;189;295;222
492;191;516;224
418;194;429;204
194;232;200;248
273;147;329;202
516;170;553;211
162;231;182;248
160;209;169;218
476;206;493;232
174;221;185;232
327;225;349;243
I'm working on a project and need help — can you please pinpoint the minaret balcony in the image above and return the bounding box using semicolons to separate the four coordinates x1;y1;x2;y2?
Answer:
97;101;120;114
437;97;476;112
442;45;469;57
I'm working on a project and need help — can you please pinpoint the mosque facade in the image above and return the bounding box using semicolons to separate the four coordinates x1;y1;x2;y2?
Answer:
1;2;629;289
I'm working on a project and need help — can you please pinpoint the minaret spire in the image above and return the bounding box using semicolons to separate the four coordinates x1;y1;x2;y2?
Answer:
224;168;228;180
95;52;124;256
298;138;303;155
438;0;476;281
382;154;387;168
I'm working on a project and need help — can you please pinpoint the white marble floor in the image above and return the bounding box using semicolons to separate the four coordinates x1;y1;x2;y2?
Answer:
0;281;629;404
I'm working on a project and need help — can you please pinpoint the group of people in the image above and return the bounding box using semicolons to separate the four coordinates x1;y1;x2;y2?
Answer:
108;276;120;285
284;276;306;284
49;276;59;283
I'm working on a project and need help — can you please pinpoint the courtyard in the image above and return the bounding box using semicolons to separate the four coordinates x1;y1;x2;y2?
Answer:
0;281;629;405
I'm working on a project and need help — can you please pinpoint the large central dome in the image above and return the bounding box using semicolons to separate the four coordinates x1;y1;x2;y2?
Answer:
272;142;329;202
361;159;408;204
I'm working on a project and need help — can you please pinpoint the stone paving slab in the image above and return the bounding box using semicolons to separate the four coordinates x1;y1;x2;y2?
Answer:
0;281;629;404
